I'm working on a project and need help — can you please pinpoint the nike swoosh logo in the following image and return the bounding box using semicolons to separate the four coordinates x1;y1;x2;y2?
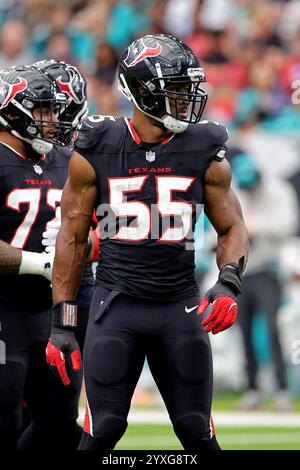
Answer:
185;305;199;314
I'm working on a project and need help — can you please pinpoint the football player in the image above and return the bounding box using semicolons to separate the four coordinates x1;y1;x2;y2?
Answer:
0;64;92;450
48;34;249;451
33;59;88;147
33;59;95;351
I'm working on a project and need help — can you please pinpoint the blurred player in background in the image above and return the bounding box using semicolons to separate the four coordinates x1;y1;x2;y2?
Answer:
230;151;298;411
47;34;249;451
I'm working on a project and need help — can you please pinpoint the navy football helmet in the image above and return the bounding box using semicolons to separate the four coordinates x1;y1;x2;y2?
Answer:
0;65;69;153
118;34;208;133
33;59;88;145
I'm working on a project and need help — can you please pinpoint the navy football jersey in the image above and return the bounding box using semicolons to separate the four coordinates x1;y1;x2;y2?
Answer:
74;116;228;301
0;142;93;310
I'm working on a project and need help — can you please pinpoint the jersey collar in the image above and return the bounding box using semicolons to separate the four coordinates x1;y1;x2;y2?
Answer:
124;117;141;144
0;141;46;161
0;141;26;159
124;117;175;146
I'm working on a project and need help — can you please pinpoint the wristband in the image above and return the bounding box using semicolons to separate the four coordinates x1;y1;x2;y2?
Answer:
52;302;78;328
218;263;242;295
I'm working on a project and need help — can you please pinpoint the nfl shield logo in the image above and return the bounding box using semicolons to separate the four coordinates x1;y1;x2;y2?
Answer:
33;164;43;175
146;151;155;162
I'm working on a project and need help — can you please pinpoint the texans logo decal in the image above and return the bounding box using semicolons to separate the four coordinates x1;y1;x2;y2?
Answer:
0;77;28;109
125;41;162;67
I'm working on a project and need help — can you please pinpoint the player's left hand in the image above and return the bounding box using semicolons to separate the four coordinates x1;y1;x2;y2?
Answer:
46;302;81;387
197;263;242;335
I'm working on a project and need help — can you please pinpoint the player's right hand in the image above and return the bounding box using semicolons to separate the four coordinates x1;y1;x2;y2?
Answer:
197;263;242;335
18;250;55;281
46;328;81;386
46;302;81;387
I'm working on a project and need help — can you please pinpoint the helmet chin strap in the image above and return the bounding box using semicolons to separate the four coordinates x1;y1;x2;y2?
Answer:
161;115;189;133
128;95;190;133
11;130;53;154
31;138;53;154
0;114;54;154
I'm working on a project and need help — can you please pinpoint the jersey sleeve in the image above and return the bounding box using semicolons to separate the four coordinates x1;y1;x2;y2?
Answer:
73;117;102;165
207;122;229;162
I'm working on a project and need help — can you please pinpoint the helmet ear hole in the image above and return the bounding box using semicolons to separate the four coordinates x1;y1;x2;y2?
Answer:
140;93;162;114
139;86;149;97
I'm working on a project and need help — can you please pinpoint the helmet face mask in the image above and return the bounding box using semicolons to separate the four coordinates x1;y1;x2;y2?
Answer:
30;99;68;143
143;72;207;125
0;65;70;153
33;60;88;145
118;34;208;133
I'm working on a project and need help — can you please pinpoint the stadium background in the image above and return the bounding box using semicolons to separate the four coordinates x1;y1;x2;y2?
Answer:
2;0;300;449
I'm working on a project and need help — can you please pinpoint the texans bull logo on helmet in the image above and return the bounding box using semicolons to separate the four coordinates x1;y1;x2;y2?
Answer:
56;67;85;104
0;76;27;109
124;39;162;67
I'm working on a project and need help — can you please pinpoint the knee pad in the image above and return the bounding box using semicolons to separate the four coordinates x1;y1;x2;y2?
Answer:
175;337;211;383
82;416;127;451
173;413;210;449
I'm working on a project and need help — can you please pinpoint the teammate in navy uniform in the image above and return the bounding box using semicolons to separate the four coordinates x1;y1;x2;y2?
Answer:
0;64;92;450
33;59;94;354
19;60;96;449
48;35;249;451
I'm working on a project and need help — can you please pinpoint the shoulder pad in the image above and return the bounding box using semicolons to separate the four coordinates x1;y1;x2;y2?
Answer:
198;120;228;144
51;144;72;161
73;115;117;152
198;120;228;161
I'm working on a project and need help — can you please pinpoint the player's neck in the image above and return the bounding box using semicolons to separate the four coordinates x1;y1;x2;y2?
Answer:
0;131;27;155
131;109;171;143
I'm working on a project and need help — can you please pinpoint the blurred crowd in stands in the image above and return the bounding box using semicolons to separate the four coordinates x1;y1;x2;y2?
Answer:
1;1;300;150
2;0;300;408
1;0;300;143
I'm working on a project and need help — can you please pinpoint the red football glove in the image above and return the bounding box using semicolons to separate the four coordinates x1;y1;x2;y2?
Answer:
86;227;100;263
46;302;81;387
198;263;242;335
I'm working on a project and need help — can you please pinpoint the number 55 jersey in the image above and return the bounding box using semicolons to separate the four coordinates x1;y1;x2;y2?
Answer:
74;116;228;301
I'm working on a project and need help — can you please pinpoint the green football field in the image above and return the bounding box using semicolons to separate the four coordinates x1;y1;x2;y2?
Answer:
115;424;300;450
79;393;300;450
